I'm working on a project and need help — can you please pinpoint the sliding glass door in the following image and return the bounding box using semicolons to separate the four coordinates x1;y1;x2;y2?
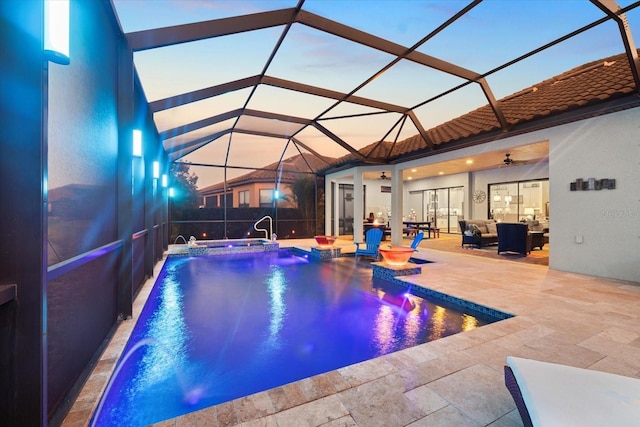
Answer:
489;179;549;222
408;186;463;233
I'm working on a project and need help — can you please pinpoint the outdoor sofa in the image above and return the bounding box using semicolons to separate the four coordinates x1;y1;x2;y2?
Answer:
459;219;498;248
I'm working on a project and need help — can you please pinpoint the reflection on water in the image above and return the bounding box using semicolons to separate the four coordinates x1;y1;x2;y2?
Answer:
429;305;447;341
462;314;479;331
371;287;485;356
265;265;287;350
403;296;421;344
134;265;189;392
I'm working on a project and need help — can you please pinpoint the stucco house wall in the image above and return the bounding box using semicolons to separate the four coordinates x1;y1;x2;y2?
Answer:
548;108;639;282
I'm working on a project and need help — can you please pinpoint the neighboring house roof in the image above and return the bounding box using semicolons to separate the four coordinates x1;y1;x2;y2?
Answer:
321;50;640;172
199;153;334;195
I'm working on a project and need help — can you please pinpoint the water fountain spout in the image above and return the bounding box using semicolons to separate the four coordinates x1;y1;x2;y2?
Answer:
174;235;187;245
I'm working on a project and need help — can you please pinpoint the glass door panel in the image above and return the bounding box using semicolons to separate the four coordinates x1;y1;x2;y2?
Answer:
435;189;448;231
423;190;436;223
338;184;354;235
407;191;422;221
490;180;549;223
449;187;464;233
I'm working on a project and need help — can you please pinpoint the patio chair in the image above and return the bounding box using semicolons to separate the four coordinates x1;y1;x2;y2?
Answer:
496;222;532;256
410;232;424;251
355;228;383;260
505;356;640;427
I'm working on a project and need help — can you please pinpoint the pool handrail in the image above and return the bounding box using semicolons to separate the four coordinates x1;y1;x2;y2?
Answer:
253;215;273;240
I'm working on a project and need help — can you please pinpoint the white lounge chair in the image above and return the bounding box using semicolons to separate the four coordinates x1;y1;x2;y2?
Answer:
505;356;640;427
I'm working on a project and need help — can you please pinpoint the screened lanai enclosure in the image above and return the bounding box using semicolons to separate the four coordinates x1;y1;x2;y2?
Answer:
1;1;640;426
111;0;640;241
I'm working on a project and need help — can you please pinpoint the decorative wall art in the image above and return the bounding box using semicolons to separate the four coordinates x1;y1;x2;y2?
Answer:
570;178;616;191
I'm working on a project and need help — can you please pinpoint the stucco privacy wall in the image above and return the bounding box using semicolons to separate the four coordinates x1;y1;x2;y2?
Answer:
549;108;640;283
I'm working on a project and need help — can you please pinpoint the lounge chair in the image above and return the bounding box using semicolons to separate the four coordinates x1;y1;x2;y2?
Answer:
355;228;383;260
505;356;640;427
410;231;424;251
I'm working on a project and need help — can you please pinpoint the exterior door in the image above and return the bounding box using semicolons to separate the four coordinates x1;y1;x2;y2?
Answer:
338;184;354;235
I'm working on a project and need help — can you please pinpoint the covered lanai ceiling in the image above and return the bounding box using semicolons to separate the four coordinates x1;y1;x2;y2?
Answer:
111;0;640;188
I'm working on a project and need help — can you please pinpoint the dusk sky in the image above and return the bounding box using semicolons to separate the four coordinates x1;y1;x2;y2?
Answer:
112;0;639;188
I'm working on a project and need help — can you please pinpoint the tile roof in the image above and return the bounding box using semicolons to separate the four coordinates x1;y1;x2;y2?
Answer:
323;50;639;171
199;152;332;194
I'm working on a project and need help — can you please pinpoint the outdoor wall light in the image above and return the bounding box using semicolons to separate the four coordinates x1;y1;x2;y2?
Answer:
132;129;142;157
44;0;70;65
161;174;168;188
152;161;160;179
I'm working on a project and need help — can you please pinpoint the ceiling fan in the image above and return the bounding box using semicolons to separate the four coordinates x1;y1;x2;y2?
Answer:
380;171;389;180
502;153;526;166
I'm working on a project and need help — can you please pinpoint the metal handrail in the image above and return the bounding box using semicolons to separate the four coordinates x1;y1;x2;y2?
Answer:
253;215;273;240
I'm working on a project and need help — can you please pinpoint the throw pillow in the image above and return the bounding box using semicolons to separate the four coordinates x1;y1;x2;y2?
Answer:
486;221;498;234
467;224;481;236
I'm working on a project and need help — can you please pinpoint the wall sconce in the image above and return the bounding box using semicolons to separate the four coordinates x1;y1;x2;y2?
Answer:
152;161;160;179
504;195;512;203
44;0;70;65
161;174;168;188
132;129;142;157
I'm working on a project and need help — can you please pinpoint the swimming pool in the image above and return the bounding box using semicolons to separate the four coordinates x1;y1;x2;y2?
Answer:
92;250;504;426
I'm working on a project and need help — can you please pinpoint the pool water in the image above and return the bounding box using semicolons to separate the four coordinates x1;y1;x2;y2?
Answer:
93;250;498;426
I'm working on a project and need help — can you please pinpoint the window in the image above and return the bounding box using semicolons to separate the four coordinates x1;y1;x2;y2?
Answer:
489;179;549;222
259;189;274;208
238;190;249;208
205;195;218;208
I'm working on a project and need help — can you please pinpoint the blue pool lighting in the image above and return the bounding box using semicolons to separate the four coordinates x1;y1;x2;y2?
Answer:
161;174;168;188
44;0;70;65
152;161;160;179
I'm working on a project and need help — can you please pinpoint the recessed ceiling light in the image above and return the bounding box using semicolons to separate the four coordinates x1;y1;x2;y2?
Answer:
407;177;412;180
438;171;444;175
466;159;473;165
411;168;417;173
